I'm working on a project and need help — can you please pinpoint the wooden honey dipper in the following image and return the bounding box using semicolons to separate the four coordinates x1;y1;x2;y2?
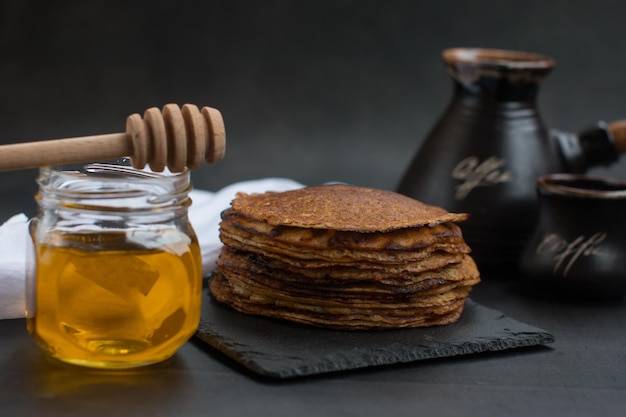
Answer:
0;103;225;172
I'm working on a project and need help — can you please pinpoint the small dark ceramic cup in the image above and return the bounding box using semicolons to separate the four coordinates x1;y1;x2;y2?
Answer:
519;174;626;300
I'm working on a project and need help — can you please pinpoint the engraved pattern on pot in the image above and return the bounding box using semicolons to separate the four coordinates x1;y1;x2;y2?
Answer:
535;232;606;277
451;156;513;200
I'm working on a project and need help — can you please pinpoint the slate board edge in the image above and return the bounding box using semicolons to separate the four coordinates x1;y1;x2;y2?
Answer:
196;328;554;379
194;296;556;380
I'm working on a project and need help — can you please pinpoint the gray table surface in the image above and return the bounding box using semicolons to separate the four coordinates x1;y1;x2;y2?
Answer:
1;279;625;417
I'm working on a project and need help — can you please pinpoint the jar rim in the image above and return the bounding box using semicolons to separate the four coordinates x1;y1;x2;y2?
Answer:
441;48;555;91
443;48;555;70
36;162;193;213
537;173;626;200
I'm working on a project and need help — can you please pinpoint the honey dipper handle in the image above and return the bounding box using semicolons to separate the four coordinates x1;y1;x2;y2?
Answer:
0;103;226;172
0;133;131;172
608;120;626;154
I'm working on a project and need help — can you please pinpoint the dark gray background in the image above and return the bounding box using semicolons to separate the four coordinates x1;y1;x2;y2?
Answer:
1;0;625;221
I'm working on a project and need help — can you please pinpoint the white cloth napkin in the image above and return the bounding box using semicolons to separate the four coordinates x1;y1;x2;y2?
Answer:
0;214;29;319
188;177;304;275
0;177;304;320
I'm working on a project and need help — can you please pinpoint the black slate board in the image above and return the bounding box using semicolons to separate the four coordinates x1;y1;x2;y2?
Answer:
194;289;555;379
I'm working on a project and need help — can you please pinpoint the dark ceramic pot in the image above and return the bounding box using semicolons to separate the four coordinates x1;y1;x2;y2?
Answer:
519;174;626;300
396;48;621;277
397;48;558;275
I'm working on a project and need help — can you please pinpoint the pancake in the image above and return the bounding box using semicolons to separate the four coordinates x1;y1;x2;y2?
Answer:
217;247;479;290
221;209;467;251
210;271;468;329
209;184;480;330
229;184;469;232
219;231;470;265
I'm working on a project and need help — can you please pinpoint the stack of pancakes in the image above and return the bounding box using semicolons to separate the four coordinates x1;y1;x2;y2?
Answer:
209;184;480;330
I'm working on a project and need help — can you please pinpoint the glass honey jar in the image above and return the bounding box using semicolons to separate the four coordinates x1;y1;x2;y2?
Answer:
26;161;203;369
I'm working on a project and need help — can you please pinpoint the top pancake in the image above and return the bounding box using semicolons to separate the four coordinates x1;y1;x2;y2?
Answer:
230;184;469;232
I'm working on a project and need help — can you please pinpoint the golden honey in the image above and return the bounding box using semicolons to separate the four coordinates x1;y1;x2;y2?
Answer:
28;229;202;368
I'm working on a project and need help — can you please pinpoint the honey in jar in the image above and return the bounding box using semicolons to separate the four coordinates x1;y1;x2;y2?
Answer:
27;162;202;369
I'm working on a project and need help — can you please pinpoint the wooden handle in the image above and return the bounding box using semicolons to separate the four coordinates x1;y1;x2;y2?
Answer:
608;120;626;154
0;133;129;171
0;103;225;172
